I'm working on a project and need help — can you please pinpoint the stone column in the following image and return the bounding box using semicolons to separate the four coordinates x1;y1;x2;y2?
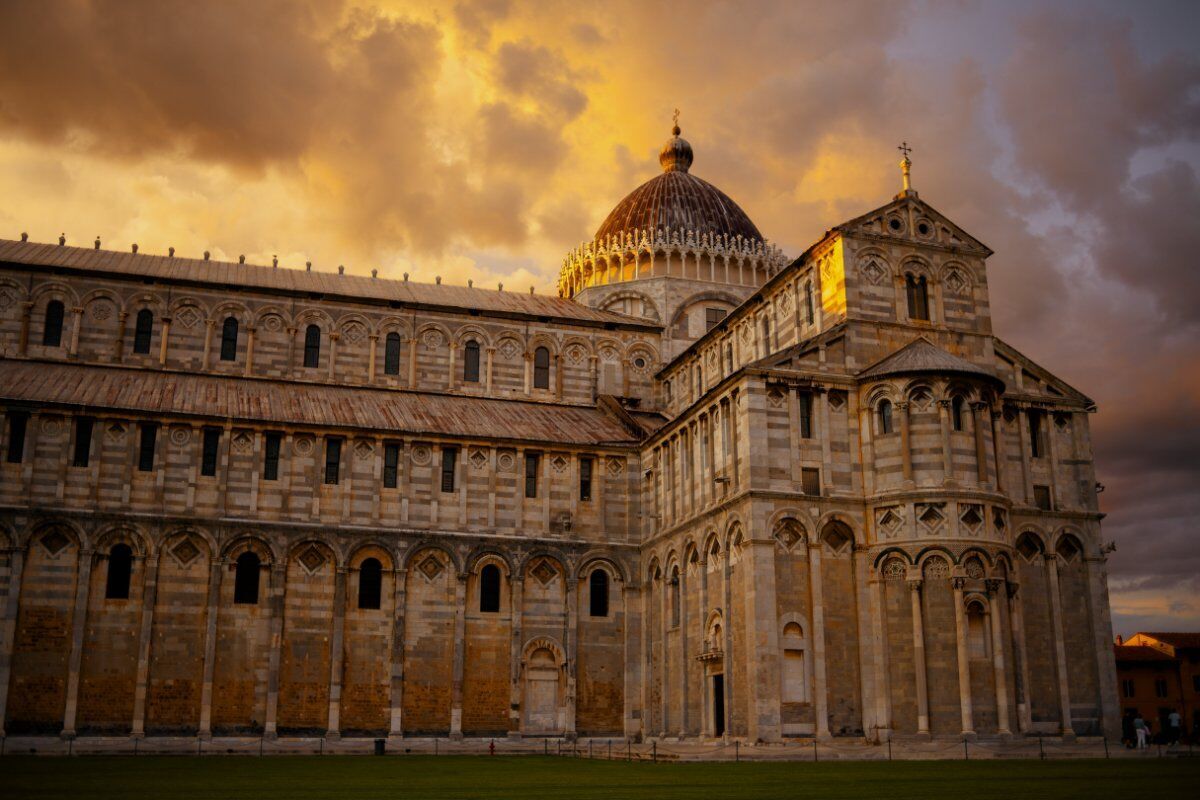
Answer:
158;315;172;366
285;326;297;371
262;562;287;738
1016;408;1033;503
17;301;32;356
60;547;95;738
951;577;976;737
197;556;225;738
244;326;257;376
819;390;833;494
909;577;930;737
808;543;831;739
677;561;688;738
326;331;339;382
388;567;408;740
130;553;161;738
869;575;891;739
1045;555;1074;738
449;571;467;739
406;335;417;388
68;306;83;357
485;347;495;394
986;580;1012;736
0;546;26;736
325;566;348;738
202;319;215;369
990;410;1005;493
447;342;457;391
972;402;989;485
859;406;877;497
508;575;524;737
1006;583;1032;733
114;310;129;363
622;581;641;739
898;401;914;485
937;399;954;484
367;334;378;382
565;576;578;737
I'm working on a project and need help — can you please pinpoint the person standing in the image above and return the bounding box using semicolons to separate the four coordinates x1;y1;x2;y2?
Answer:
1134;714;1148;750
1167;709;1182;746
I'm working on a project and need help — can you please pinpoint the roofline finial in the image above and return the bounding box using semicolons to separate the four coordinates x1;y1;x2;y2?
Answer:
897;140;916;197
672;107;681;136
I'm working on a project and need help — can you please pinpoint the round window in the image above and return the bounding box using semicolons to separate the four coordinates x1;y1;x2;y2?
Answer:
633;356;647;369
888;218;902;232
917;221;931;236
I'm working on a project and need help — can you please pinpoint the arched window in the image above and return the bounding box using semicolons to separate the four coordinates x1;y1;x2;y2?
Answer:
905;274;929;321
695;364;703;397
669;567;681;627
220;316;239;361
966;601;988;659
479;563;501;613
589;569;609;617
533;346;550;389
303;324;321;368
42;300;65;347
463;340;481;383
133;309;154;354
233;551;261;604
358;558;382;610
804;281;814;325
878;399;894;435
383;331;401;375
951;395;965;431
105;543;133;600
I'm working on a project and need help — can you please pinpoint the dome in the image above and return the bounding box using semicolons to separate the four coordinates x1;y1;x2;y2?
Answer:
594;125;764;245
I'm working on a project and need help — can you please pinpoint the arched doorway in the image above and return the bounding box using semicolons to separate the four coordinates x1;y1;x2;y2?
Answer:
522;638;564;734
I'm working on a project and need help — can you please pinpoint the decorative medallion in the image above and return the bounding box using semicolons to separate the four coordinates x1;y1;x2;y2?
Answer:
828;391;846;411
232;432;253;455
550;454;568;473
90;301;113;321
918;504;944;531
497;451;516;472
469;449;489;470
106;422;127;443
410;445;431;466
944;269;967;295
343;321;366;345
261;314;283;333
421;329;444;350
0;287;16;311
40;530;71;557
877;507;902;536
530;558;557;586
960;504;984;530
170;426;191;446
418;554;444;581
860;259;886;286
823;525;851;553
565;345;586;365
767;389;785;408
779;291;791;312
910;390;932;412
600;346;618;363
882;558;907;580
923;558;949;579
498;339;520;360
170;537;201;567
775;524;804;551
821;259;836;283
293;436;314;456
40;416;63;437
993;508;1007;531
298;545;326;574
175;306;201;330
965;559;985;580
606;457;624;477
354;439;374;460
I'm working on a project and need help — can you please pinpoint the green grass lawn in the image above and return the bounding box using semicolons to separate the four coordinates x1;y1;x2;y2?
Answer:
0;755;1196;799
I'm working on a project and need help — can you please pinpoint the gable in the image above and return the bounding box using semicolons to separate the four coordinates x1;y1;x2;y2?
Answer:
993;338;1094;407
835;196;992;256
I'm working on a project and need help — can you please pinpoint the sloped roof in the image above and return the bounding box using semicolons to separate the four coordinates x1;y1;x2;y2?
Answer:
0;360;643;446
1137;632;1200;650
858;337;1004;388
0;238;656;329
1114;644;1176;663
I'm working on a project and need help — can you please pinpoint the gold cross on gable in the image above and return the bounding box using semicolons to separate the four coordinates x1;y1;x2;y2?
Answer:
897;141;913;159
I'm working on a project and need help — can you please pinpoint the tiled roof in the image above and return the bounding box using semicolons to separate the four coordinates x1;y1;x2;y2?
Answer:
1114;644;1176;663
0;239;656;329
858;337;1004;386
0;360;643;446
1137;632;1200;649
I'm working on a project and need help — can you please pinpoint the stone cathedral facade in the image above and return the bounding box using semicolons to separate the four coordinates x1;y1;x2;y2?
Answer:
0;126;1120;744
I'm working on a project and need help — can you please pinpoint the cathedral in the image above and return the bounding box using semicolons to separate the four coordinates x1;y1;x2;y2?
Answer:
0;124;1120;744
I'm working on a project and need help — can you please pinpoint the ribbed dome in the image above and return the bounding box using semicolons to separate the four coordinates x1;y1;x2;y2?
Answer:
595;127;764;245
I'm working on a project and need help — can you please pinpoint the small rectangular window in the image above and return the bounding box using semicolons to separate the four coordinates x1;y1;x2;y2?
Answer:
440;446;457;493
137;424;157;472
383;443;400;488
705;307;727;332
1155;678;1168;698
72;417;94;468
801;467;820;496
324;438;342;485
6;412;28;464
525;453;539;498
1122;679;1135;698
263;433;281;481
201;427;220;477
799;393;813;439
580;456;593;501
1028;410;1044;458
1033;485;1052;511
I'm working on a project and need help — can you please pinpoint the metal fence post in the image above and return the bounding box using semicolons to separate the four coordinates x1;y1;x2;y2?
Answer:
735;740;739;762
652;741;657;763
813;738;818;762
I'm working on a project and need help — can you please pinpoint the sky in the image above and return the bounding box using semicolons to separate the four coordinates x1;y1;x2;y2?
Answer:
0;0;1196;635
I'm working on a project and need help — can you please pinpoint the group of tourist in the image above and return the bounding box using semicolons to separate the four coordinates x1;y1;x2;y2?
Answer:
1123;709;1188;749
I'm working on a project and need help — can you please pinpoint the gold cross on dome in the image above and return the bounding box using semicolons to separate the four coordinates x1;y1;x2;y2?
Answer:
673;108;680;128
898;141;912;159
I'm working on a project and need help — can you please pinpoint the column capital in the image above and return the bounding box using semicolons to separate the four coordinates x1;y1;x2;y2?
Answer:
906;577;923;592
985;578;1004;595
951;576;966;591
